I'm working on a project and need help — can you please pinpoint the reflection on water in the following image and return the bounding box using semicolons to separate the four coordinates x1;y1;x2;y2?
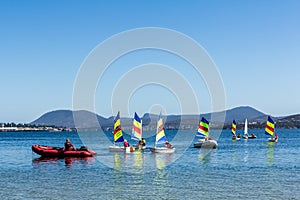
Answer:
112;151;147;174
114;153;122;169
111;151;177;173
198;149;213;164
231;142;237;165
32;156;95;167
243;141;249;163
153;156;169;199
133;150;143;168
267;142;275;165
155;154;167;169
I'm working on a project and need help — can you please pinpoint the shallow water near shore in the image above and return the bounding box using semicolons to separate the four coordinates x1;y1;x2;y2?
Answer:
0;129;299;199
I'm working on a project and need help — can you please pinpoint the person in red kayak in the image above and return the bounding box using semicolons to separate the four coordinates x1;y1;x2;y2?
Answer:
64;138;76;151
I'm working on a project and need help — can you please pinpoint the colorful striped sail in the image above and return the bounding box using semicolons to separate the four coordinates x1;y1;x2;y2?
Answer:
155;114;167;145
131;112;142;141
196;117;209;138
232;120;237;136
113;111;124;143
265;116;275;137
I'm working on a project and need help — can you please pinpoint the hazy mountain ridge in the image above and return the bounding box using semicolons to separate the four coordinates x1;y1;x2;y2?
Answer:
31;106;297;130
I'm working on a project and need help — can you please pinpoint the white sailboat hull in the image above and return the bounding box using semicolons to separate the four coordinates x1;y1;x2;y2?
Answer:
194;139;218;149
109;146;136;153
109;146;125;152
232;136;240;141
268;138;278;143
125;146;135;153
150;147;175;153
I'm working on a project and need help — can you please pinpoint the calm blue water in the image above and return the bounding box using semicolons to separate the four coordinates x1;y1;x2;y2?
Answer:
0;129;299;199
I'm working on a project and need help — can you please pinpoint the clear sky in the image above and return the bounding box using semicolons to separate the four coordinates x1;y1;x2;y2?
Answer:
0;0;299;123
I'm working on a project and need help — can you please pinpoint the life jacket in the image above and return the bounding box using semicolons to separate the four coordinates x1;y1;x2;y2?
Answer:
124;141;129;147
65;142;72;149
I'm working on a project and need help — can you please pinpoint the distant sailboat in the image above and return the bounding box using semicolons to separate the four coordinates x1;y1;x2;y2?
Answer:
194;117;218;148
150;114;175;153
265;116;278;142
231;120;240;141
131;112;146;150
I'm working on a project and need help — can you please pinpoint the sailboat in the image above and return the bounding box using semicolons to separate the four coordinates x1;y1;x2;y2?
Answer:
150;114;175;153
231;120;240;141
265;116;278;142
131;112;146;150
242;119;249;139
109;111;134;152
194;117;218;148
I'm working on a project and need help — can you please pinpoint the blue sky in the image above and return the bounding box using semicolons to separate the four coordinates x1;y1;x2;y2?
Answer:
0;0;299;122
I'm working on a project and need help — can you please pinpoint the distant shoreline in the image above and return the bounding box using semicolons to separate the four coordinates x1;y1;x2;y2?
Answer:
0;125;74;132
1;126;299;133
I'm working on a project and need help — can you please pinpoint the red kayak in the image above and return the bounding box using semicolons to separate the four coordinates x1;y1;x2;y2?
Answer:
32;145;96;158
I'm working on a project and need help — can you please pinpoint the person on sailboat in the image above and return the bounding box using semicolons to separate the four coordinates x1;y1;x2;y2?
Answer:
141;138;146;146
64;138;76;151
275;134;278;140
137;140;143;150
165;141;172;148
124;139;130;147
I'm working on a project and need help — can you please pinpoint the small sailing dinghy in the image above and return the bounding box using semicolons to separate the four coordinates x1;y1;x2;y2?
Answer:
265;116;278;142
150;114;175;153
242;119;249;139
109;111;135;152
131;112;146;150
231;120;240;141
194;117;218;149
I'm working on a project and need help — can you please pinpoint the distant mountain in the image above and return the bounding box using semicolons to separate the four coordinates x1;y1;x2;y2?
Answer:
32;110;74;127
223;106;267;123
32;110;109;129
31;106;297;130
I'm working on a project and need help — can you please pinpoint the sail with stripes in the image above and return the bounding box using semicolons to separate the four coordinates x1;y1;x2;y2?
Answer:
113;111;124;143
232;120;237;136
265;116;275;137
196;117;209;138
155;114;167;145
131;112;142;141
